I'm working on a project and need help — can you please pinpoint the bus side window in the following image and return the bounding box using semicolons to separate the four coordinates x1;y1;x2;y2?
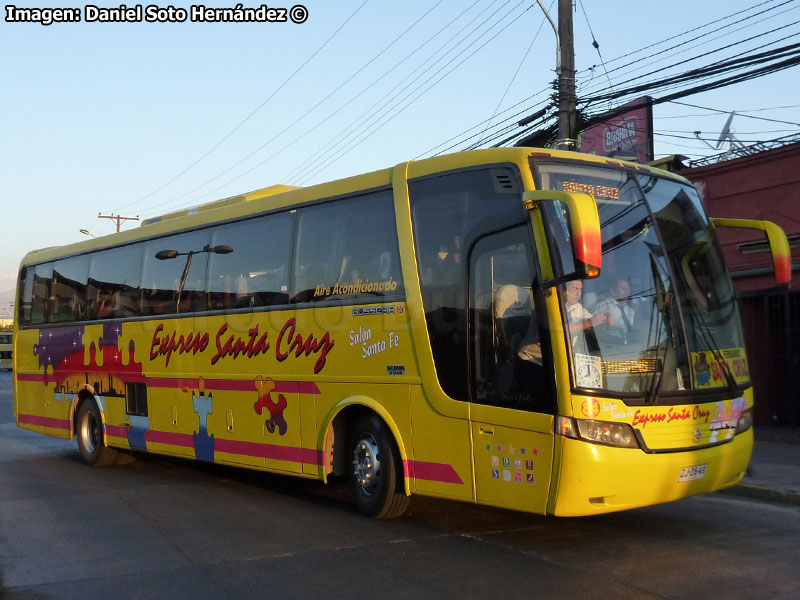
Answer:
409;167;527;402
292;190;403;303
469;225;552;412
207;212;292;311
18;266;33;325
142;231;210;316
30;263;53;326
88;244;143;320
49;256;89;323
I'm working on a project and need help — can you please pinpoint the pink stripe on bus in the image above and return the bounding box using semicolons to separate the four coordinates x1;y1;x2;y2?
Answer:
15;373;45;383
147;378;321;394
104;424;128;438
214;438;323;465
404;460;464;485
18;413;71;431
102;424;324;467
14;373;321;395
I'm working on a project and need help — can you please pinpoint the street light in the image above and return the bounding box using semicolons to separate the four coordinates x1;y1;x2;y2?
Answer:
79;229;96;238
156;244;234;311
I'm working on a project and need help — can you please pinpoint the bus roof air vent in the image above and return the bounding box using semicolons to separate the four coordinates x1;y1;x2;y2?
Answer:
491;169;519;194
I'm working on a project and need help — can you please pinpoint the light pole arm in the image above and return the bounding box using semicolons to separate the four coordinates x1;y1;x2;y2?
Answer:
176;252;194;312
536;0;560;75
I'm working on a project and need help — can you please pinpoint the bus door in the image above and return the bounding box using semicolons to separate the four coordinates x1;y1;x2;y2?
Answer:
468;226;555;512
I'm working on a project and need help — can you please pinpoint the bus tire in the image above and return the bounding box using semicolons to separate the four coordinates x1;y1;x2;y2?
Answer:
76;401;117;467
348;414;410;519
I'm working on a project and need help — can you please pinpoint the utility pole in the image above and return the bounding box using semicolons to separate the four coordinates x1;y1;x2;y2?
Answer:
557;0;576;150
97;213;139;232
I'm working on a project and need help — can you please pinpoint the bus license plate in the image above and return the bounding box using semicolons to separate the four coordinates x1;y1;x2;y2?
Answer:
678;464;707;482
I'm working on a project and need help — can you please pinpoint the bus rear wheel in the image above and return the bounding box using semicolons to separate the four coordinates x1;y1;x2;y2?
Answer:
76;401;118;467
349;414;410;519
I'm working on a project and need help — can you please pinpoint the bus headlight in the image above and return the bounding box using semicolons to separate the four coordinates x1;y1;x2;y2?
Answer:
556;416;640;449
735;408;753;434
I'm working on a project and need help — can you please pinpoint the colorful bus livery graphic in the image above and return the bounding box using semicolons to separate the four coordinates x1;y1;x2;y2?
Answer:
692;348;750;389
19;319;328;467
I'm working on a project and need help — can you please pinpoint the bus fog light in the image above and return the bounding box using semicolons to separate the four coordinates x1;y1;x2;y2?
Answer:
575;419;640;449
735;408;753;434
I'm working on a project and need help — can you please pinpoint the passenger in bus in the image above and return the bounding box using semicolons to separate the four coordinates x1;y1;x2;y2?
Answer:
339;255;364;287
95;290;115;319
494;285;544;401
438;234;462;283
563;280;613;333
595;278;640;344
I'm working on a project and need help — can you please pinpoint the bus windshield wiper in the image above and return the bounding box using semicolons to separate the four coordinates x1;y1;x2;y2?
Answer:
645;255;672;404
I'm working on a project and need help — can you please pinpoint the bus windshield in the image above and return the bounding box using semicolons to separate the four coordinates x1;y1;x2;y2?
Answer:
534;161;748;400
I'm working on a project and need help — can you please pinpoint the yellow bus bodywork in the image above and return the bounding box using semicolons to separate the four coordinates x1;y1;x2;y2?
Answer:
14;148;753;516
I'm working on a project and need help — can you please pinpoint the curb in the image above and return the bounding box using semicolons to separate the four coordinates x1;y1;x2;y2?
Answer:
717;483;800;507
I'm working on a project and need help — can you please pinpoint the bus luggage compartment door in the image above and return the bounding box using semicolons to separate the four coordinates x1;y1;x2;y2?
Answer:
470;404;553;514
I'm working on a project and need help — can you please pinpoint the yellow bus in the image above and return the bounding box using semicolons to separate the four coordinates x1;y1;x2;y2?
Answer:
13;148;790;518
0;331;12;370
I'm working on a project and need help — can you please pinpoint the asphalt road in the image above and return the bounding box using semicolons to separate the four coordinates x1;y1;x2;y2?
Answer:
1;370;799;600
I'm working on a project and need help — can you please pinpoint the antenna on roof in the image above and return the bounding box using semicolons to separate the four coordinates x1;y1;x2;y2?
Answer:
716;112;743;155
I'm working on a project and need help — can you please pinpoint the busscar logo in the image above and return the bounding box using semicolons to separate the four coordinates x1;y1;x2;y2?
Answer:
352;305;396;317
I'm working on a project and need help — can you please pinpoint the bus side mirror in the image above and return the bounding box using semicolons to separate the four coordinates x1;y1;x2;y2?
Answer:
523;190;602;283
711;217;791;289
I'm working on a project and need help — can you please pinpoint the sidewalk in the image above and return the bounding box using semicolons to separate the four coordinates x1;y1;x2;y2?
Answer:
718;426;800;507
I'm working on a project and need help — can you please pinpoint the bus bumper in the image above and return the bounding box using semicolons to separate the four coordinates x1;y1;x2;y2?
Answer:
550;429;753;516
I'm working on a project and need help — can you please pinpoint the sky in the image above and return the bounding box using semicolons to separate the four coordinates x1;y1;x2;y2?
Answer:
1;0;799;310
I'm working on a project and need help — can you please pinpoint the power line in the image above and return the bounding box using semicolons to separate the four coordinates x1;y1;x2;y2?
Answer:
578;13;800;109
506;43;800;150
576;0;616;97
585;18;800;102
667;100;800;126
115;0;371;214
582;42;800;109
134;0;445;217
578;1;799;100
474;2;552;147
276;0;503;183
414;88;550;158
599;0;794;68
138;0;512;218
292;0;533;186
281;0;516;184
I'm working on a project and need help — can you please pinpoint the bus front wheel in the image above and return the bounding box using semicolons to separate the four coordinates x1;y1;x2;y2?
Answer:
76;401;118;467
349;414;409;519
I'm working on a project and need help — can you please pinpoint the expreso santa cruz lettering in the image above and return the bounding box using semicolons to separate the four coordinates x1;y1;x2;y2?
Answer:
150;318;334;373
13;147;790;519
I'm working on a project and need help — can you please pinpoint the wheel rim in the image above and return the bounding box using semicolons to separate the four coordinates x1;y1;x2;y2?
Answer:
352;433;381;496
81;410;99;454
